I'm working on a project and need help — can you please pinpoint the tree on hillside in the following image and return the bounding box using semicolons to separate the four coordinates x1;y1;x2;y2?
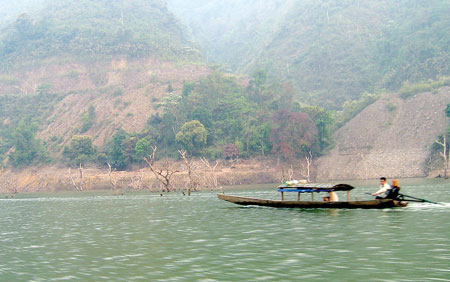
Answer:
107;129;127;170
246;70;267;102
121;135;139;166
302;106;334;153
63;135;96;166
134;137;152;161
176;120;207;155
80;105;96;133
157;92;183;133
191;107;213;130
247;122;272;156
182;81;195;98
270;110;318;161
9;119;47;168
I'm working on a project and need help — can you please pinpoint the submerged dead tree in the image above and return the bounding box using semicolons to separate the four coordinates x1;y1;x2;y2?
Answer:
179;150;199;195
304;151;313;183
69;163;91;191
200;157;219;189
435;135;449;179
144;146;180;192
128;174;143;190
277;158;291;183
107;162;120;191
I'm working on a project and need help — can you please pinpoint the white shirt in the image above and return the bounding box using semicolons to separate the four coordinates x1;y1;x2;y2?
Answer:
374;183;391;196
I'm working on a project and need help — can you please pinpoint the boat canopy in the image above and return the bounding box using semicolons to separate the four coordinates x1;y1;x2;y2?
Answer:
278;183;354;193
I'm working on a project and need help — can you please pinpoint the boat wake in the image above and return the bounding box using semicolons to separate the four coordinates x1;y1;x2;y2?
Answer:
407;202;450;211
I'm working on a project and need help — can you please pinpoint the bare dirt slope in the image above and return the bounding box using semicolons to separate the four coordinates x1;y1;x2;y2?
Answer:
316;87;450;180
0;57;210;147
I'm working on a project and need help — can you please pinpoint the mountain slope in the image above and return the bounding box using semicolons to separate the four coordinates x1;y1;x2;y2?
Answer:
0;0;45;26
0;0;209;162
0;0;198;68
316;87;450;180
169;0;450;108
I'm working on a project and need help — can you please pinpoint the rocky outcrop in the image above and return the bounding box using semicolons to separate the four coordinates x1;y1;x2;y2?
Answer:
316;87;450;180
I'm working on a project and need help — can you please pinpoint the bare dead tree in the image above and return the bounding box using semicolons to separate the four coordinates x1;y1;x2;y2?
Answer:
277;158;288;183
144;146;180;192
304;151;313;183
68;163;91;191
128;174;143;190
200;157;219;189
107;162;119;190
435;135;449;179
287;164;294;181
179;150;200;195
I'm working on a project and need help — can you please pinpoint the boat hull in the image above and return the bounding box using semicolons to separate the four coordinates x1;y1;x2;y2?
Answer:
218;194;407;209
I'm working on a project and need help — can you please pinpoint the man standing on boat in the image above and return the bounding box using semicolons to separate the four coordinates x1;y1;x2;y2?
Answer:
371;177;392;199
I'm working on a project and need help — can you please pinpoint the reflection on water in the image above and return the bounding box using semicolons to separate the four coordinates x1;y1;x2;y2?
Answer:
0;179;449;281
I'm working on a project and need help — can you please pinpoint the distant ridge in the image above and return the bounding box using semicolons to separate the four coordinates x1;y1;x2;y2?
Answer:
0;0;197;66
169;0;450;108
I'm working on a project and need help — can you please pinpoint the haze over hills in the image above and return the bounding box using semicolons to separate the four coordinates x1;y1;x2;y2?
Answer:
0;0;210;168
169;0;450;108
0;0;448;181
0;0;46;26
0;0;198;68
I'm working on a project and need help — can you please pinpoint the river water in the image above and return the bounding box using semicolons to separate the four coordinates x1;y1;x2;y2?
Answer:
1;179;449;281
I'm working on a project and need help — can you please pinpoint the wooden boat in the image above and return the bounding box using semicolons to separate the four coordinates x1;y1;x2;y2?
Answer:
218;183;408;209
218;194;407;209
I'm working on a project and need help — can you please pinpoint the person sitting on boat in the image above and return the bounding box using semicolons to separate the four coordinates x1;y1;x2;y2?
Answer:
385;179;401;200
323;191;339;202
371;177;391;199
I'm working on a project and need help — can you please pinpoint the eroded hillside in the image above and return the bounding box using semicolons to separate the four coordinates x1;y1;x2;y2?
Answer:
316;87;450;180
0;57;210;150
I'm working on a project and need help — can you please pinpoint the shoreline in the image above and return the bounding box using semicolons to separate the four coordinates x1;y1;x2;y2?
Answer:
1;158;446;195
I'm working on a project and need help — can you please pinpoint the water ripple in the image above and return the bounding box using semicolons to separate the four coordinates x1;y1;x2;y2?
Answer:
0;182;449;281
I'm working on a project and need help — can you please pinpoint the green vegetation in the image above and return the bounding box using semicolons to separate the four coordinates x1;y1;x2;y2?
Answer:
399;77;450;99
140;72;332;164
112;88;123;97
106;130;128;170
386;103;397;112
63;135;96;165
80;105;96;133
0;0;448;172
0;0;198;68
44;71;333;170
0;91;63;165
169;0;450;108
134;137;152;161
9;119;48;168
176;120;207;155
334;93;380;129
